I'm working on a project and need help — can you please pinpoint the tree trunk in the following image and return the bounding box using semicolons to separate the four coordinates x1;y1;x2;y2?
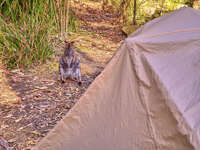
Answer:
65;0;70;34
133;0;136;25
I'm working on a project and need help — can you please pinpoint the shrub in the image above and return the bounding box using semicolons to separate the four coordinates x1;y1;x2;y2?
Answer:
0;0;76;69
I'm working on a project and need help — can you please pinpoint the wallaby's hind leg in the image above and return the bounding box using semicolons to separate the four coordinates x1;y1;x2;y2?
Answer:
74;68;82;85
59;64;65;83
73;57;82;85
77;69;82;85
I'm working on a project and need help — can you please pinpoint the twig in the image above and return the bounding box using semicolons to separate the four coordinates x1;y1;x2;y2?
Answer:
0;140;12;150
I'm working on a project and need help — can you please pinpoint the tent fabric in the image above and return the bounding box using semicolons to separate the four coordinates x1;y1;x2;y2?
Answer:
33;7;200;150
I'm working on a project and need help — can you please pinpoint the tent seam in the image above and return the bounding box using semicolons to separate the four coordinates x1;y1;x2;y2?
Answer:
141;28;200;40
127;43;159;150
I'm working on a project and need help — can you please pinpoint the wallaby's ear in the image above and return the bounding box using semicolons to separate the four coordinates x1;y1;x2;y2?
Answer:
66;41;71;49
69;41;75;48
64;41;74;49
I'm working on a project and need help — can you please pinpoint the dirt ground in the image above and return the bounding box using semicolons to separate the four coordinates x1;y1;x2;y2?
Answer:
0;1;126;149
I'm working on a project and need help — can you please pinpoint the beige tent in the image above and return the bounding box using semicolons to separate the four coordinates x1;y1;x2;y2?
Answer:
33;7;200;150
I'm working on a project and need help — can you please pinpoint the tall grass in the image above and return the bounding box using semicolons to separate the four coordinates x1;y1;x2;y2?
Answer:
0;0;76;69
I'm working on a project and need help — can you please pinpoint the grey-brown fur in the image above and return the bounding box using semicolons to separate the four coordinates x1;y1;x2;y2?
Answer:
59;41;81;84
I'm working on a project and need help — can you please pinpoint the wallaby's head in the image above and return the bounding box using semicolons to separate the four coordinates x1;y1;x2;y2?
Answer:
64;41;75;57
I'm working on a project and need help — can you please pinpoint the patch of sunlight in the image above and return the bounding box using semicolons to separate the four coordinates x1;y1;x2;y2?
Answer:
82;0;102;9
81;63;95;75
0;62;21;106
89;22;118;29
34;59;59;76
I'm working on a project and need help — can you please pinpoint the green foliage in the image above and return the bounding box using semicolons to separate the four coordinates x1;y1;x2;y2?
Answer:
0;0;78;69
111;0;200;25
0;17;54;69
68;10;79;32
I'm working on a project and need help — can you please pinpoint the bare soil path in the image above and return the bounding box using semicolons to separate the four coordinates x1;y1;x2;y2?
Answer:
0;1;125;149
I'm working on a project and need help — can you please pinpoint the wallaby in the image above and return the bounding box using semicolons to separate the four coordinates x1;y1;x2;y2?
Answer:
59;41;82;85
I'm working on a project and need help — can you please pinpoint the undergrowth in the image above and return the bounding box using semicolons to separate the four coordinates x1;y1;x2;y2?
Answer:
0;0;78;69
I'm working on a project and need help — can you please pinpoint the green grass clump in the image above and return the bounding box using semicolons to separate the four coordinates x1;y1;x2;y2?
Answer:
0;0;77;69
0;17;54;69
0;0;56;69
